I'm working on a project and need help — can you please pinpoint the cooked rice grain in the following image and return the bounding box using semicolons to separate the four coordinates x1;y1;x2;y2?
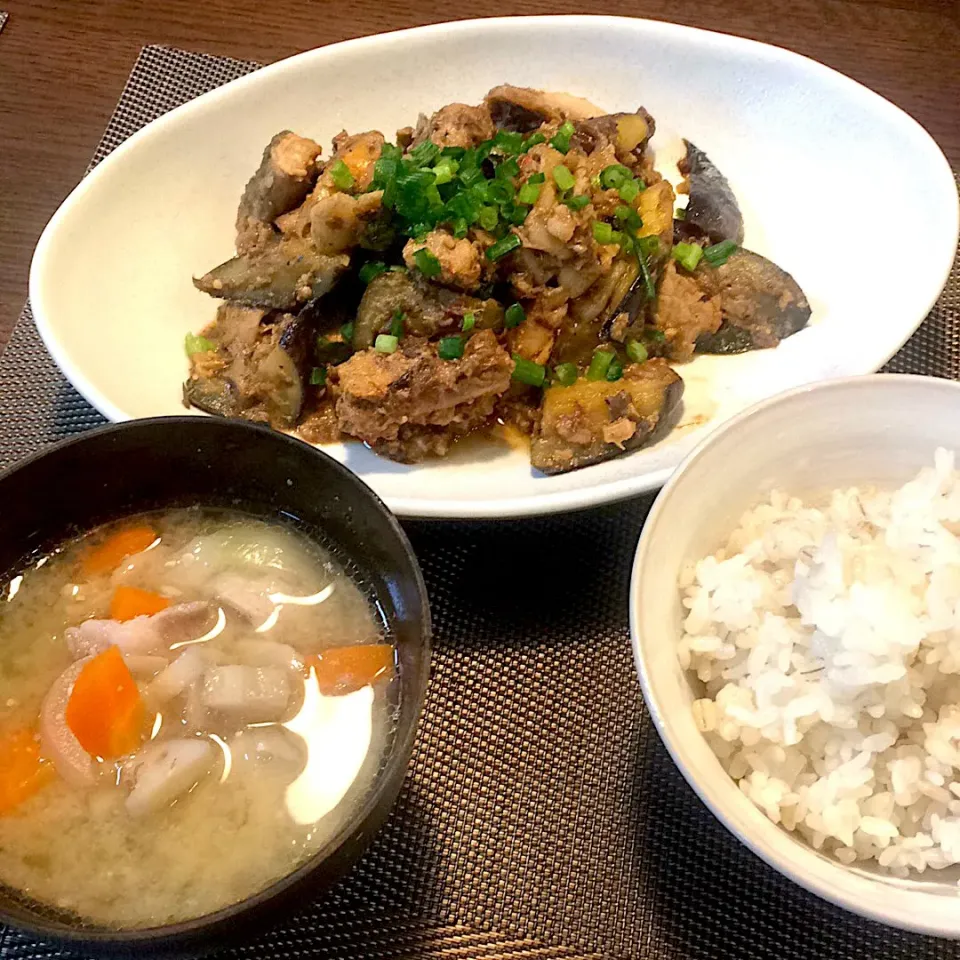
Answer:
681;448;960;875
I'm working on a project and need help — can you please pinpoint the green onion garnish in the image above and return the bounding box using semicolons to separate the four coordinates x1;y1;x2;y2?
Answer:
478;205;499;231
340;322;355;344
638;235;660;259
375;334;399;354
614;205;643;232
494;129;524;154
591;174;602;189
486;233;521;261
521;132;546;151
599;164;632;189
309;366;327;386
672;241;704;272
549;121;575;154
496;157;521;180
462;312;476;332
438;336;464;361
553;362;577;387
359;261;387;284
409;139;440;167
487;179;515;204
618;179;641;203
452;218;469;239
606;358;624;382
675;207;686;220
511;355;546;388
390;309;405;339
527;172;546;185
552;165;575;192
703;239;738;266
184;333;216;355
626;339;648;364
645;328;666;343
517;181;542;205
564;194;590;211
414;248;443;277
441;145;466;159
586;349;615;381
431;158;459;185
504;303;526;328
329;159;355;191
593;221;615;245
637;245;656;299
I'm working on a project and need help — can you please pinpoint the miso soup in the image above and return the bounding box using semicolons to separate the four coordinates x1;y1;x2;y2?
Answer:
0;508;397;929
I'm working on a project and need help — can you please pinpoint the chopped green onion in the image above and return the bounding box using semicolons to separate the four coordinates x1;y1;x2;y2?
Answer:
672;241;704;272
527;172;546;185
564;194;590;211
494;129;524;154
552;165;575;192
637;235;660;259
452;218;469;239
309;366;327;386
553;362;578;387
675;207;686;220
409;139;440;167
184;333;216;355
478;205;499;231
703;239;738;266
504;203;529;226
618;179;641;203
586;349;615;381
486;179;515;204
606;357;624;382
413;247;443;277
486;232;521;261
389;264;407;272
359;261;388;284
644;328;666;343
599;164;632;189
521;132;546;151
511;355;546;388
438;336;464;361
329;158;355;190
549;120;575;154
591;174;602;189
461;312;476;332
505;303;526;328
431;158;459;185
340;322;355;344
626;339;648;364
637;245;656;299
441;146;466;159
496;157;521;180
459;166;486;189
592;221;615;245
390;309;405;339
517;181;542;205
375;334;399;354
614;205;642;231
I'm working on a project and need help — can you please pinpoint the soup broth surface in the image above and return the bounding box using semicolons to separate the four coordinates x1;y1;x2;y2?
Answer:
0;508;395;929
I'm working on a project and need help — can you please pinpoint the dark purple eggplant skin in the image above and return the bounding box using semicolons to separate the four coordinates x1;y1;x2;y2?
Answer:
677;140;744;246
693;249;811;354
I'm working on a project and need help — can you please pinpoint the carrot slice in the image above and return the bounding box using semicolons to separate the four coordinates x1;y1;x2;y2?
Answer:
0;728;56;815
307;644;395;696
82;525;158;576
110;585;170;622
65;646;145;759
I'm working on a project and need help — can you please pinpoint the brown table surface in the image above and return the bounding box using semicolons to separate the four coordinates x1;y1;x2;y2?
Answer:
1;0;958;360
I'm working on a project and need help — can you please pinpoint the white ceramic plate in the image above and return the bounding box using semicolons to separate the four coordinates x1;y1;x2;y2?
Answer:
30;16;958;518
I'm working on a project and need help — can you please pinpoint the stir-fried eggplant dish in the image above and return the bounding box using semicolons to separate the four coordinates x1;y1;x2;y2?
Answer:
185;85;810;474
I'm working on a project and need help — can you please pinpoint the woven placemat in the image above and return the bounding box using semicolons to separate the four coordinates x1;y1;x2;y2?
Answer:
1;45;960;960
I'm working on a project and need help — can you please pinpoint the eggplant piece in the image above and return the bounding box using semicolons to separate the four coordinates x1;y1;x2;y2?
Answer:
693;249;811;354
237;131;321;226
571;108;656;160
353;271;503;351
184;310;313;428
194;238;349;310
531;359;683;474
677;140;744;246
485;85;603;133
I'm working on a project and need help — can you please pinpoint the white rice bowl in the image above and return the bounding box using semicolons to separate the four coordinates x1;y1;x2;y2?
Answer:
680;448;960;877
